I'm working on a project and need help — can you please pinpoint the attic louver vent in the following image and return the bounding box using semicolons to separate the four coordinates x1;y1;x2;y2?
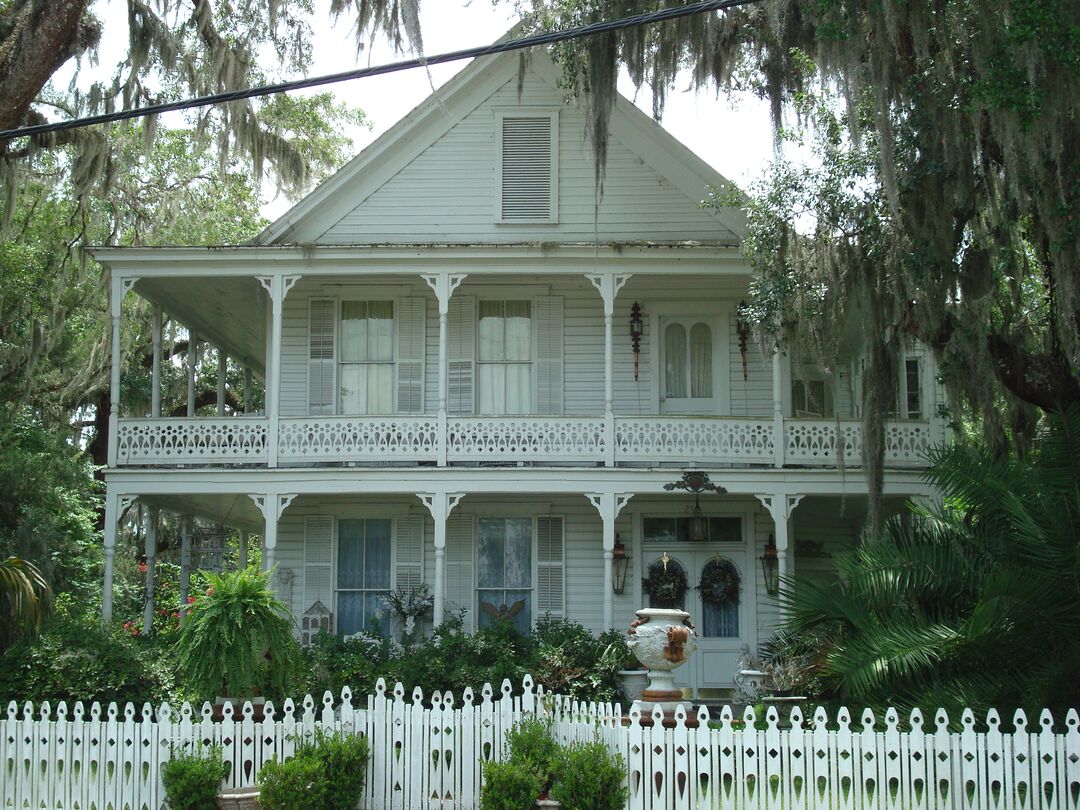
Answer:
500;115;556;222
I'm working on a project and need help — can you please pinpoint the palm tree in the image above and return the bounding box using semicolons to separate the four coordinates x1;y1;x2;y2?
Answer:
784;406;1080;713
0;556;51;651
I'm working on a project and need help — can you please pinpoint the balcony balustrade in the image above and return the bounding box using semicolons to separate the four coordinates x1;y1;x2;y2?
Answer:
113;414;935;469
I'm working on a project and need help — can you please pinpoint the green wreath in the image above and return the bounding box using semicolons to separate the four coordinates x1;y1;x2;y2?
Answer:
642;559;688;608
697;558;740;606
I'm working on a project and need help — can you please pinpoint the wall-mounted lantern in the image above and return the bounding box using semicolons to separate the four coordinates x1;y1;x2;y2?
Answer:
630;302;643;381
736;300;751;381
612;534;631;594
760;533;780;597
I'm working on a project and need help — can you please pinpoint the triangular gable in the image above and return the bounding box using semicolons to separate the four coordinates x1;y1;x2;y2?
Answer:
257;46;745;246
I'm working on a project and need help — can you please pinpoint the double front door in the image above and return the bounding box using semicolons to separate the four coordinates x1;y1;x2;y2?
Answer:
642;547;753;693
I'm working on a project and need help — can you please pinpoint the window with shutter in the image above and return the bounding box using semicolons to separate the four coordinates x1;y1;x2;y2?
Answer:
308;301;336;415
304;516;333;622
536;516;564;617
394;514;424;593
395;298;426;414
497;112;558;223
534;296;564;414
447;295;476;415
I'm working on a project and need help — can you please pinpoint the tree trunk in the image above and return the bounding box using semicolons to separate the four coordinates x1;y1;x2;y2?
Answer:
0;0;92;134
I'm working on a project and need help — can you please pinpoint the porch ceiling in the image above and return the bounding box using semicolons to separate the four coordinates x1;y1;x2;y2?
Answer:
134;276;267;375
138;491;265;533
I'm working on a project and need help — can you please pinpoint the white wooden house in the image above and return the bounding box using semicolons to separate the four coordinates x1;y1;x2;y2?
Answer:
92;48;944;695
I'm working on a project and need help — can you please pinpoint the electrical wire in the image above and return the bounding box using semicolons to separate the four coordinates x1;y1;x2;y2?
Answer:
0;0;759;143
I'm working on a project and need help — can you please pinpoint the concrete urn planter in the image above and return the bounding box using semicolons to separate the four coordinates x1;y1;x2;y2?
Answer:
626;608;698;710
217;787;260;810
616;669;650;704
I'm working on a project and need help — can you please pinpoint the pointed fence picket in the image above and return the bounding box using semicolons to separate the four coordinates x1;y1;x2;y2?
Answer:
3;680;1079;809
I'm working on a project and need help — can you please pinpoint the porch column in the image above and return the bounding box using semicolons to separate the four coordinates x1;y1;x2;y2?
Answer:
423;274;467;467
755;493;804;588
772;349;785;468
258;275;300;468
101;489;123;623
217;348;227;416
419;491;465;627
586;491;634;630
179;515;193;624
187;332;198;417
142;506;158;635
249;493;297;576
238;530;249;569
107;276;136;467
151;307;162;418
586;274;631;467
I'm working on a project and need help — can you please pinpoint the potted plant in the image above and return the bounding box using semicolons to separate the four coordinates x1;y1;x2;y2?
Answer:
605;638;648;705
175;566;301;718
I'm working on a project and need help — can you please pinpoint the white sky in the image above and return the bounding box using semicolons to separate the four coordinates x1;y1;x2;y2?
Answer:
84;2;789;221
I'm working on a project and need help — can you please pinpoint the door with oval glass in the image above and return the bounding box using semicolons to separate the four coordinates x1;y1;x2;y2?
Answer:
659;316;721;414
642;544;752;695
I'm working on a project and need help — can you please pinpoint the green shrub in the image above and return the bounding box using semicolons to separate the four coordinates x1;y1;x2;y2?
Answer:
551;740;628;810
161;744;229;810
0;612;175;705
505;716;559;790
479;759;541;810
257;755;328;810
256;730;369;810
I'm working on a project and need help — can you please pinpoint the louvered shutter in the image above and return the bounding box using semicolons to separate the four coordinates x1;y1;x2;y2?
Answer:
308;300;336;415
394;514;424;593
500;115;557;221
304;516;333;615
536;516;565;617
447;295;475;415
395;297;426;414
535;296;564;414
445;513;475;630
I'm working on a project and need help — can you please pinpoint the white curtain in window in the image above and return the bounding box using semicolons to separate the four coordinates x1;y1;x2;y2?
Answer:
477;517;532;633
478;301;532;413
665;323;687;398
340;301;394;414
690;322;712;398
337;518;392;635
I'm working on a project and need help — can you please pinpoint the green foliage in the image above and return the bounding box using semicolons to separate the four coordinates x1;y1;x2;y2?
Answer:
505;716;559;790
0;556;50;652
174;567;301;701
257;755;328;810
257;729;369;810
0;610;176;705
550;740;627;810
303;616;625;703
783;406;1080;713
479;760;542;810
161;744;229;810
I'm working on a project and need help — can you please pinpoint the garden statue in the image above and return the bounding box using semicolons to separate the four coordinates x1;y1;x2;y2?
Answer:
626;607;698;717
732;643;767;704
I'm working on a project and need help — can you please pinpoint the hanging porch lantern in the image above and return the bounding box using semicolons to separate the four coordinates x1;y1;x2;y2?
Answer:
760;534;780;596
689;494;707;542
611;534;631;594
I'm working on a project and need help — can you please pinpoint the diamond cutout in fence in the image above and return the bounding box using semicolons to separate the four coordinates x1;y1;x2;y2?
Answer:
792;750;803;759
654;745;664;755
840;751;851;760
990;753;1000;762
964;753;975;762
723;747;733;756
1043;754;1054;764
938;752;950;762
888;751;899;761
912;751;922;761
816;751;827;760
864;752;875;762
1016;753;1027;763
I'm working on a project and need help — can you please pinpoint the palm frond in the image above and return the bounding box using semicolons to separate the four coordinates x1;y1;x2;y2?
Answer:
0;556;52;650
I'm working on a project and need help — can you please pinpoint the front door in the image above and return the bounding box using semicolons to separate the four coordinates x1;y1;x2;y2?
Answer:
659;317;721;414
642;546;752;695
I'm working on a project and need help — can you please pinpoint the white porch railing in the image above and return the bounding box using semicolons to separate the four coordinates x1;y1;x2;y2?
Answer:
446;416;606;462
113;415;934;468
115;417;269;464
615;416;776;464
4;679;1078;810
278;416;439;463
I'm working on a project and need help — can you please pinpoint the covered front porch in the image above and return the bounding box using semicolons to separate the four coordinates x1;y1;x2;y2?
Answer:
102;468;933;694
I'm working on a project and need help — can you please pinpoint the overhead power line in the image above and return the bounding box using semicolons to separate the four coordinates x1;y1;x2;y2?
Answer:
1;0;758;143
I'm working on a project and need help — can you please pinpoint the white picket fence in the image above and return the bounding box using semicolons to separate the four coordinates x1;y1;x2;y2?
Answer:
3;677;1079;809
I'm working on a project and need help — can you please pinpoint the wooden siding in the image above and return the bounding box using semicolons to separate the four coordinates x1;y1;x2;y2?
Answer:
313;69;736;245
278;275;775;419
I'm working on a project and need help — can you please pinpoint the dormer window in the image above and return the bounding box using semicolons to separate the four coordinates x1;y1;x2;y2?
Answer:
496;111;558;223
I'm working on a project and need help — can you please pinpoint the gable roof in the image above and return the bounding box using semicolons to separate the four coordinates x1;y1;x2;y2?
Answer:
255;40;746;246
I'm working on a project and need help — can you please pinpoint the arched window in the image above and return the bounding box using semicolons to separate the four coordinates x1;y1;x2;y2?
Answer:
664;323;687;399
690;322;712;398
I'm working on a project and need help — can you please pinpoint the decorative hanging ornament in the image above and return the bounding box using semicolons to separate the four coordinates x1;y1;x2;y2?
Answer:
736;300;751;382
630;302;643;381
